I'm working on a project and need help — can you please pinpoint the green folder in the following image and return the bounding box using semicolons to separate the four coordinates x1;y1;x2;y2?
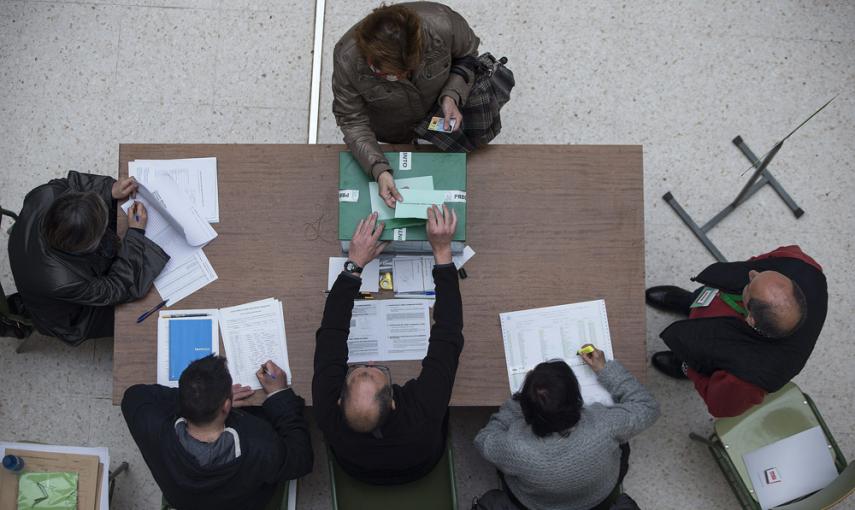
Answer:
339;151;467;241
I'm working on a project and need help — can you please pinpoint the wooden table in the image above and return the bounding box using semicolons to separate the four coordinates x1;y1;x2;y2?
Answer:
113;144;645;406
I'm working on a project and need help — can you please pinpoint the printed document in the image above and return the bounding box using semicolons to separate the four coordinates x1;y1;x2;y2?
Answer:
122;176;218;305
347;300;432;362
157;309;219;387
220;298;292;389
499;300;615;406
130;157;219;223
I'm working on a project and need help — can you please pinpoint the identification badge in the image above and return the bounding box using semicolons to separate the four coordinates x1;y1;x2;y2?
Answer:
690;287;718;308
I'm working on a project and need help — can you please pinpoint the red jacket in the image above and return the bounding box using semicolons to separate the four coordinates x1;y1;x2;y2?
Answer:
685;245;822;417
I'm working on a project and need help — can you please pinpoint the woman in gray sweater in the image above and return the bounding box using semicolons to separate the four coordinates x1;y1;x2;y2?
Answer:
474;346;660;510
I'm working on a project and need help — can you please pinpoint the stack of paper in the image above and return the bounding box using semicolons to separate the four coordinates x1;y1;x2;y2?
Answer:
157;309;220;387
391;246;476;297
220;298;292;389
499;300;616;407
348;300;432;362
122;175;218;305
129;158;219;223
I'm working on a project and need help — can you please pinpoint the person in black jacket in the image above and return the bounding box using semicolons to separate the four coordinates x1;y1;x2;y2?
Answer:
313;206;464;485
7;171;168;344
122;356;313;510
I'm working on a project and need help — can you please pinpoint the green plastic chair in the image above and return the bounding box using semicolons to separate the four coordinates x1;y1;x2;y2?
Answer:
690;382;854;509
161;479;292;510
328;443;458;510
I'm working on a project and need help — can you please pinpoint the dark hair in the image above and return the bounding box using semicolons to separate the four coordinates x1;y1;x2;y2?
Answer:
42;191;108;253
355;4;423;73
178;355;232;425
748;281;808;338
341;378;393;433
513;361;583;437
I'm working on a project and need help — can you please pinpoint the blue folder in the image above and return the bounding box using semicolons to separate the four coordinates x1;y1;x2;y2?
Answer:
168;319;213;381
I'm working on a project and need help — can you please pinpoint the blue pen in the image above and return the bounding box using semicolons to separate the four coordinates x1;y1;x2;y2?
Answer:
262;366;277;379
136;299;168;323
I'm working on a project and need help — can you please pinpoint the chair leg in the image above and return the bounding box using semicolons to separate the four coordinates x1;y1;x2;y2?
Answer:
108;462;129;503
689;432;715;446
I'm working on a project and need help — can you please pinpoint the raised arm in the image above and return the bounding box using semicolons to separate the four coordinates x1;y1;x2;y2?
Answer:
312;212;387;429
410;205;464;417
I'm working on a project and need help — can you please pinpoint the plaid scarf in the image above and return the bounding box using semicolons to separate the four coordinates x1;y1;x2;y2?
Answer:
415;53;515;152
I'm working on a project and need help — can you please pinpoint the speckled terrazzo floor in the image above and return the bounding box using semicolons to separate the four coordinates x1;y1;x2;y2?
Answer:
1;1;853;509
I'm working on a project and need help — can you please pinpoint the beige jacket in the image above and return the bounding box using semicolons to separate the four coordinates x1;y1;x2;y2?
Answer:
332;2;480;179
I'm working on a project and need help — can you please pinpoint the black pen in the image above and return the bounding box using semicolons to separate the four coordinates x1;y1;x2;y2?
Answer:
136;300;168;323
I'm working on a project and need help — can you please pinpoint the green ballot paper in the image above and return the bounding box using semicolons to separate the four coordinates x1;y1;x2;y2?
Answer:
394;189;451;219
17;472;78;510
339;151;466;242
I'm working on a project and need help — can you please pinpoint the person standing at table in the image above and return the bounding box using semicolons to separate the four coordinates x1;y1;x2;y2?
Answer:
313;206;463;484
474;347;659;510
7;171;167;345
332;2;480;209
647;245;827;417
122;356;313;510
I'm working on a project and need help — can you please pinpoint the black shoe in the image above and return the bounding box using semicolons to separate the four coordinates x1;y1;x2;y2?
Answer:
645;285;694;315
651;351;688;380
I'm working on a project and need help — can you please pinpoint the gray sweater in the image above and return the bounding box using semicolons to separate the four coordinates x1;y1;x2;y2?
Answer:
474;361;660;510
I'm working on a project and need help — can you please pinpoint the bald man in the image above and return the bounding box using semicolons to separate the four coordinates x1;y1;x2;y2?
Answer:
312;207;464;484
647;246;827;417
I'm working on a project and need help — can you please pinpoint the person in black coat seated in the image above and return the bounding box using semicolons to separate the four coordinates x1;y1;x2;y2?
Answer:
122;356;313;510
7;171;168;344
313;206;464;485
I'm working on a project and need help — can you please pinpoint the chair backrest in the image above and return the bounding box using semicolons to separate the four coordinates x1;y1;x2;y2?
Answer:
327;443;458;510
714;382;848;505
162;479;290;510
775;462;855;510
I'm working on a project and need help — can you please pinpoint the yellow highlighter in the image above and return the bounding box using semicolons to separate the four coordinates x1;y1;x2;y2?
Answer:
577;345;595;355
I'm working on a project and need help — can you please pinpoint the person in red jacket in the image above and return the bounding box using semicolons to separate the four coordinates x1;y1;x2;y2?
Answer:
647;246;827;417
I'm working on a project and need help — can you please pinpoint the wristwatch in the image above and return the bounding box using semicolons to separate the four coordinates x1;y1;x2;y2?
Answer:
344;259;364;275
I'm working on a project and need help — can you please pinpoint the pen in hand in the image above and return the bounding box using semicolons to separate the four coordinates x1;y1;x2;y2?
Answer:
261;364;276;379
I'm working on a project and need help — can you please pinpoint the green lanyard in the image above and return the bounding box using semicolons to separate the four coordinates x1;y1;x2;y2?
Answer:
720;292;747;317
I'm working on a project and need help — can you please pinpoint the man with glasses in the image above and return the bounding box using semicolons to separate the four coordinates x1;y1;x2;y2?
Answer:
313;206;463;484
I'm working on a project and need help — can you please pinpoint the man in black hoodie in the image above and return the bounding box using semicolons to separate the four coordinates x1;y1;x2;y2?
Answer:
122;356;313;510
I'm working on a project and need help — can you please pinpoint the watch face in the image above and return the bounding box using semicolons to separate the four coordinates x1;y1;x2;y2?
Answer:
344;260;362;273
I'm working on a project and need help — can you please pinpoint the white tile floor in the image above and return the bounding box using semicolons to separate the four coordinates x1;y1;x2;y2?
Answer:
1;1;854;508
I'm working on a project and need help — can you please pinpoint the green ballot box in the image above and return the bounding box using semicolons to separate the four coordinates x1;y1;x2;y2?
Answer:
17;472;79;510
338;151;467;244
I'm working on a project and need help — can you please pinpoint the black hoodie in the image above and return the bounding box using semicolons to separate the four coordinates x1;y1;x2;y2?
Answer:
122;384;313;510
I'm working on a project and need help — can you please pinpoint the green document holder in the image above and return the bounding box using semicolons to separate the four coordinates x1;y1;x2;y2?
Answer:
338;151;467;245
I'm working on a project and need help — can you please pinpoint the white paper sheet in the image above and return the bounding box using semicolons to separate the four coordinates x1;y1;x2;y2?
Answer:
153;249;218;306
220;298;292;389
157;309;220;388
452;245;476;269
0;443;110;510
328;257;380;293
392;256;435;294
499;300;615;406
743;426;839;510
368;176;435;220
122;178;218;304
347;300;432;362
130;157;219;223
